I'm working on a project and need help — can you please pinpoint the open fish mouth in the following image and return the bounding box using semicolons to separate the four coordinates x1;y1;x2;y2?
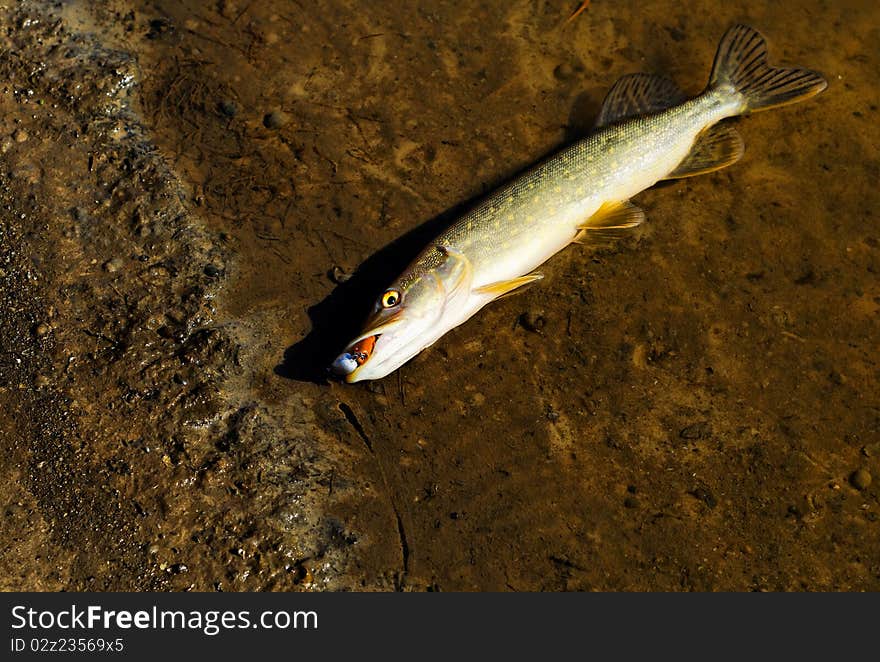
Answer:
329;309;407;379
330;334;380;378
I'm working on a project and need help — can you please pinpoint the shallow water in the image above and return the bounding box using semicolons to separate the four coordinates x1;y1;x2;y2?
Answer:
2;0;878;590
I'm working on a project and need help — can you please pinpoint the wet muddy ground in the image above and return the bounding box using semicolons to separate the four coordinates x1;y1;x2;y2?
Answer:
2;0;878;591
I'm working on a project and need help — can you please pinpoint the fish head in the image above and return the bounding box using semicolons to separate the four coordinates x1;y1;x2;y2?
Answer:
330;246;473;382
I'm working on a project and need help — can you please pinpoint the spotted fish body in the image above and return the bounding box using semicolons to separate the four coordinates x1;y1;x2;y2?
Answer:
331;25;827;382
407;89;741;294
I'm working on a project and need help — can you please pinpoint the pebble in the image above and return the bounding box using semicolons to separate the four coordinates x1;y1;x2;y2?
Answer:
103;257;124;273
692;486;717;508
850;468;871;491
13;128;28;143
329;265;350;284
217;99;237;117
203;264;223;277
33;374;51;388
263;110;289;129
680;422;710;440
520;311;545;333
553;63;576;81
34;322;50;336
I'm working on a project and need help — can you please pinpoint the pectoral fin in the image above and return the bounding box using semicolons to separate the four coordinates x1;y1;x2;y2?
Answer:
578;200;646;231
474;273;544;300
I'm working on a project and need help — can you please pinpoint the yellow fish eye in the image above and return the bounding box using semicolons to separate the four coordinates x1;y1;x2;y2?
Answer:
381;289;401;308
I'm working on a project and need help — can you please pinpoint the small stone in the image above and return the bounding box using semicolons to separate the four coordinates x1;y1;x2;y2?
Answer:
692;486;717;508
147;17;173;39
850;468;872;491
680;422;711;440
218;0;238;19
203;264;223;277
553;63;575;81
329;265;350;284
623;496;638;509
34;374;51;388
217;99;237;117
34;322;50;336
103;257;124;273
263;110;289;129
13;128;28;143
520;311;545;333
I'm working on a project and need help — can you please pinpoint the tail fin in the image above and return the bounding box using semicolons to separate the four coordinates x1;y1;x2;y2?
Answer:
710;24;827;113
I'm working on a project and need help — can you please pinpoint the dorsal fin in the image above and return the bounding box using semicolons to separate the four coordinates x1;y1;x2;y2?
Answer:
595;73;686;127
664;123;744;179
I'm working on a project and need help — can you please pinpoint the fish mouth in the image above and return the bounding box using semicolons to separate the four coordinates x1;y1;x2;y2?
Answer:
329;309;412;382
330;334;381;381
330;310;406;381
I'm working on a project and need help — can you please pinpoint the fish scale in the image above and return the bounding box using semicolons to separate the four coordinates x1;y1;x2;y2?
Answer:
404;90;740;294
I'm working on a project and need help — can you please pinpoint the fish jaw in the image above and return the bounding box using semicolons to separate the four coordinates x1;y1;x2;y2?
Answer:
344;335;425;382
344;290;492;382
339;312;441;382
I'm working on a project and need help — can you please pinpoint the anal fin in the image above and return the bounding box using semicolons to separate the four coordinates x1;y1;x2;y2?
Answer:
665;123;744;179
474;273;544;300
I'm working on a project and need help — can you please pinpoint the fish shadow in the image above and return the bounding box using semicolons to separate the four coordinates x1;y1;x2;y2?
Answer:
565;90;602;143
275;194;487;384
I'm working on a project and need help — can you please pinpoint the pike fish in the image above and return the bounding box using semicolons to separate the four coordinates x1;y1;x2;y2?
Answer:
331;24;826;382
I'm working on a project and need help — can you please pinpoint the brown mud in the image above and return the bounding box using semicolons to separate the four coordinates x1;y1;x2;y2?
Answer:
2;0;878;591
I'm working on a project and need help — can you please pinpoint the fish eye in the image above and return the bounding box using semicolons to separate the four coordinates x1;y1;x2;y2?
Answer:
381;289;401;308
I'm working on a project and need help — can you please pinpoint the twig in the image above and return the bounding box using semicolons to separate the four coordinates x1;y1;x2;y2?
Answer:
565;1;591;25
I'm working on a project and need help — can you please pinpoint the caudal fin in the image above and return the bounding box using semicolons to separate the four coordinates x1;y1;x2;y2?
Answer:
710;24;827;113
